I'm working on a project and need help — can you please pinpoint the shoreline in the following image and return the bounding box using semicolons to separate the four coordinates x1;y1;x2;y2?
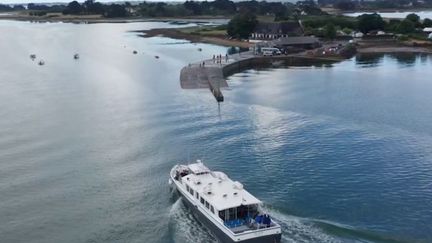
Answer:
138;28;252;48
0;14;230;24
139;28;432;54
2;15;432;54
342;7;432;14
357;46;432;54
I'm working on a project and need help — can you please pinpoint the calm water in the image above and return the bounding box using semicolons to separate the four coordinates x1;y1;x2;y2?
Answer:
1;21;432;243
344;10;432;19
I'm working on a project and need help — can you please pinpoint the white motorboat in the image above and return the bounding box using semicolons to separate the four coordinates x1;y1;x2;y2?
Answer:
169;160;282;243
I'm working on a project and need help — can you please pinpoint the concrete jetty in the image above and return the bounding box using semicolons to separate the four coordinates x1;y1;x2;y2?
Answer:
180;52;256;102
180;51;340;102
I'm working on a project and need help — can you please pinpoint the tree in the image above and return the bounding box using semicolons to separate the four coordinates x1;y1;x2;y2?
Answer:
296;0;324;15
183;1;202;15
357;13;385;34
423;18;432;27
342;27;352;35
406;13;420;24
212;0;236;14
63;1;82;15
397;19;416;34
0;4;13;11
84;0;104;15
386;19;401;32
227;12;258;39
324;23;336;39
104;4;128;18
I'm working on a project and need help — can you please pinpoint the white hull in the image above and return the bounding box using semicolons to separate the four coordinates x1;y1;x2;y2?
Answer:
169;164;282;243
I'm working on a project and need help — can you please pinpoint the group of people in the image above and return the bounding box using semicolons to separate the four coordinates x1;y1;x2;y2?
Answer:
254;214;272;227
213;54;229;64
190;53;230;68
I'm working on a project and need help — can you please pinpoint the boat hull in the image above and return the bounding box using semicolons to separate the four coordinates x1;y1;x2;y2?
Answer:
176;188;282;243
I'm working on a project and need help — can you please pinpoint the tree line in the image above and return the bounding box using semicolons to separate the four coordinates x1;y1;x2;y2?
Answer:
1;0;325;19
318;0;432;11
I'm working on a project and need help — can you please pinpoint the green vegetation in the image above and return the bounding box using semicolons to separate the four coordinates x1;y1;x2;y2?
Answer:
324;23;337;39
1;0;325;20
178;25;227;37
424;18;432;27
1;0;430;42
357;13;385;34
62;0;127;18
318;0;432;11
227;13;258;39
397;19;416;34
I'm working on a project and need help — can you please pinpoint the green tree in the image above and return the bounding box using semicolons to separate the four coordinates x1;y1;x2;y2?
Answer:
406;13;420;24
357;13;385;34
397;19;416;34
342;27;353;35
324;23;336;39
423;18;432;27
63;1;82;15
104;4;128;18
227;12;258;39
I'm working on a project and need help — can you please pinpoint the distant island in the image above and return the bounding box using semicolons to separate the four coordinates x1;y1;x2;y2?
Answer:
1;0;432;54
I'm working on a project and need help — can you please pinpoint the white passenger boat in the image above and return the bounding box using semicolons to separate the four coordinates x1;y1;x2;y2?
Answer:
169;160;282;243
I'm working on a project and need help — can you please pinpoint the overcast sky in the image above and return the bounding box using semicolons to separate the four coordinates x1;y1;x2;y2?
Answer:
3;0;297;5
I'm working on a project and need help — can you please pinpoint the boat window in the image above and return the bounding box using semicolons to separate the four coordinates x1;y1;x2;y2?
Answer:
200;197;204;205
211;205;215;214
189;188;194;196
196;192;199;199
247;204;259;218
228;207;237;220
186;185;190;192
219;210;225;220
205;201;209;209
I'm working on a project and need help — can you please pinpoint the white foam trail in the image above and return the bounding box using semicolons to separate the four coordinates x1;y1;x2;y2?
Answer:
169;198;218;243
169;197;345;243
263;207;343;243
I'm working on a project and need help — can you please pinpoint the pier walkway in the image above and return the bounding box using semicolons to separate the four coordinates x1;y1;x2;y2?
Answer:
180;52;255;102
180;51;341;102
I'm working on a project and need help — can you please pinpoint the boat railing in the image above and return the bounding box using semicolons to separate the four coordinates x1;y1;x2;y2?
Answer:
223;214;278;233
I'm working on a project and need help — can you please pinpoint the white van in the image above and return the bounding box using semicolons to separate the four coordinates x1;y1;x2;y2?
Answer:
262;47;282;56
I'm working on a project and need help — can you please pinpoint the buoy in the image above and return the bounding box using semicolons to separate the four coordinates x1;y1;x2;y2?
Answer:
38;60;45;66
133;50;137;54
74;54;79;59
155;55;159;59
30;54;36;60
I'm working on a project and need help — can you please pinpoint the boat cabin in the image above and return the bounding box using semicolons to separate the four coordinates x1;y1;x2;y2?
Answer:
172;161;277;234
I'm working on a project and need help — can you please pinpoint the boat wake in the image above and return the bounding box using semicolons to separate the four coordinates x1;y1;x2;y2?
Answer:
168;198;218;243
266;208;344;243
168;193;377;243
265;207;389;243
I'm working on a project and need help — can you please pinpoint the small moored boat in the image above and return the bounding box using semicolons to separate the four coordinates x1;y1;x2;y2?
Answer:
38;60;45;65
169;160;282;243
74;54;79;59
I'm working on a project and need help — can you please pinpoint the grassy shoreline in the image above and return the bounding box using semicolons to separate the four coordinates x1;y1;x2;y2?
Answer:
138;27;252;48
0;12;230;24
2;13;431;54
